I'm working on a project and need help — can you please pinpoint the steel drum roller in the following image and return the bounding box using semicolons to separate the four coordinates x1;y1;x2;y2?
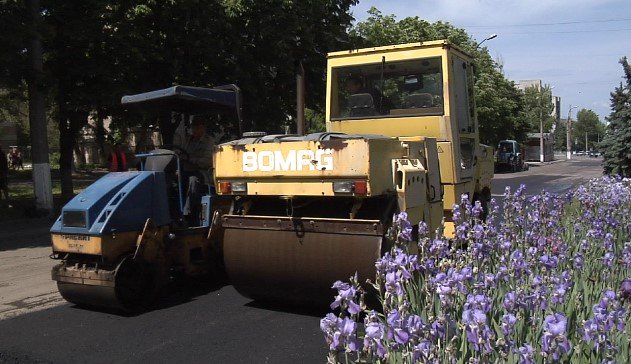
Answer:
222;215;384;304
53;256;155;312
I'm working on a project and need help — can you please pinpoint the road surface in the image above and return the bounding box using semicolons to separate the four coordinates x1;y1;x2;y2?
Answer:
0;157;603;363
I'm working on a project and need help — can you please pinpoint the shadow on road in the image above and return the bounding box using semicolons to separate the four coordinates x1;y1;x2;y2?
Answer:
0;217;55;252
245;299;330;319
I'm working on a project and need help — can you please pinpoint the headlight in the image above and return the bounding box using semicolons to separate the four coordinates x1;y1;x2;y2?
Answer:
231;181;247;192
333;181;368;195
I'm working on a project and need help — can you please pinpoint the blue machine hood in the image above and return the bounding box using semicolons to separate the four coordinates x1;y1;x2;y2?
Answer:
51;171;171;235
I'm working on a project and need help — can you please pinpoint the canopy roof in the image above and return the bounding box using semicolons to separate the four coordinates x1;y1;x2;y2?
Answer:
121;85;241;115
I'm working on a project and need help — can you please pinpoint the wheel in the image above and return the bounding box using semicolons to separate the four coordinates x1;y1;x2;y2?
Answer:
114;256;157;312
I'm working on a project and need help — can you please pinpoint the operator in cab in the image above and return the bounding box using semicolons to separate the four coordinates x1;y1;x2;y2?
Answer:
176;115;214;224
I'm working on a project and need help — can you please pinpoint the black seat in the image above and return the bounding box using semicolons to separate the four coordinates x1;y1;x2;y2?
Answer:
349;93;376;117
143;149;181;220
406;93;433;108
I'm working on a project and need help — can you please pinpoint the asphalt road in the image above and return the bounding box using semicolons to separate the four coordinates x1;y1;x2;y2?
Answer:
0;157;604;364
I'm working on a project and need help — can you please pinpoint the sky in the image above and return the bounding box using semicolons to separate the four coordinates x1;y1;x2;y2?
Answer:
351;0;631;122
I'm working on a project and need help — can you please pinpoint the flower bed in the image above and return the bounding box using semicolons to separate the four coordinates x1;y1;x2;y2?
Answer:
321;176;631;363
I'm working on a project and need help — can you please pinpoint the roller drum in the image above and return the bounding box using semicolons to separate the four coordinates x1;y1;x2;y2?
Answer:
222;215;385;305
53;256;155;312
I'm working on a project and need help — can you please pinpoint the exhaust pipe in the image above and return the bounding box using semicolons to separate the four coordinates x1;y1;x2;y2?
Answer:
296;60;305;135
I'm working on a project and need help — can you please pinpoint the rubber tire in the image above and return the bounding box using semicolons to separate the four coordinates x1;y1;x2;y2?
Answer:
115;256;157;312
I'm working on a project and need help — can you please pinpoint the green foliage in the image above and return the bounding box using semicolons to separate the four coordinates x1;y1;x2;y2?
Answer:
601;57;631;176
305;107;326;133
349;8;524;146
553;121;567;151
1;0;358;197
574;109;604;151
518;85;556;137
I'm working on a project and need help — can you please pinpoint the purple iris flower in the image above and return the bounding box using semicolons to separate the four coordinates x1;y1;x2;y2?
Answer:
503;291;517;312
516;343;534;364
412;339;432;362
405;314;425;338
320;314;359;352
539;254;559;269
462;309;493;353
386;309;410;345
363;311;387;358
394;212;413;242
330;280;361;314
541;313;571;360
501;313;517;337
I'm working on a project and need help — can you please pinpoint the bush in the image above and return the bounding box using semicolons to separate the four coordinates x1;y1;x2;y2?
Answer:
321;177;631;363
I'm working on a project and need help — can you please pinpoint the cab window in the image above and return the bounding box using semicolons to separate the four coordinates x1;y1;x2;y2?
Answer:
330;57;444;119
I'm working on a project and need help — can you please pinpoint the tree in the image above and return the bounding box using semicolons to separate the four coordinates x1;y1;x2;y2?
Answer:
1;0;358;202
574;109;604;151
518;85;556;137
349;7;524;146
553;120;567;151
600;57;631;176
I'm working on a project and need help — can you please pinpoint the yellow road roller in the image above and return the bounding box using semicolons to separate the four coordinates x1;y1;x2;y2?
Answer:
215;40;493;304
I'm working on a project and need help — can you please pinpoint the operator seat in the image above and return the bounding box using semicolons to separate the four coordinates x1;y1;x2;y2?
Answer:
405;93;434;108
143;149;176;172
349;93;376;117
143;149;181;221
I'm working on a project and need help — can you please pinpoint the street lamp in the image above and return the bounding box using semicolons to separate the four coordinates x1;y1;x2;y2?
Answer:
566;105;578;160
476;34;498;48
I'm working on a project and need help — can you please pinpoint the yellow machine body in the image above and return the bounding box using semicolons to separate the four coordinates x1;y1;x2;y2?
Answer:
215;40;493;304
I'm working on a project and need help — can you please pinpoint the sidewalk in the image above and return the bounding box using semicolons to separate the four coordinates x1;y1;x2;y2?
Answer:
0;217;63;320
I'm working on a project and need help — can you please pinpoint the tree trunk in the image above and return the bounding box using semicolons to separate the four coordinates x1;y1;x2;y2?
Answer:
57;95;76;202
27;0;54;214
73;143;85;167
94;111;106;165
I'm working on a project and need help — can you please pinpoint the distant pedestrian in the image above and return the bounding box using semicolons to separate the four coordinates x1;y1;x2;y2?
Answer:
0;145;9;202
108;143;128;172
9;150;19;170
16;150;24;170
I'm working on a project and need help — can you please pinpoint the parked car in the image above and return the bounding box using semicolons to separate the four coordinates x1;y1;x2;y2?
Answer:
494;140;528;172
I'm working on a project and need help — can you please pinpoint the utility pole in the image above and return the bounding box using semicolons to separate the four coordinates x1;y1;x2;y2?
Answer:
566;105;577;160
27;0;53;214
539;90;544;163
585;132;588;153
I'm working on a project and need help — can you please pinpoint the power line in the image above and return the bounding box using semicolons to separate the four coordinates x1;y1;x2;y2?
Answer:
472;28;631;35
462;18;631;28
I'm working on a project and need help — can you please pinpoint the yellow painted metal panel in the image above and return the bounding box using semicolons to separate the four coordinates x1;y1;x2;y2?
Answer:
52;234;102;255
328;116;444;139
437;141;456;184
214;139;371;179
247;181;336;196
215;137;409;197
